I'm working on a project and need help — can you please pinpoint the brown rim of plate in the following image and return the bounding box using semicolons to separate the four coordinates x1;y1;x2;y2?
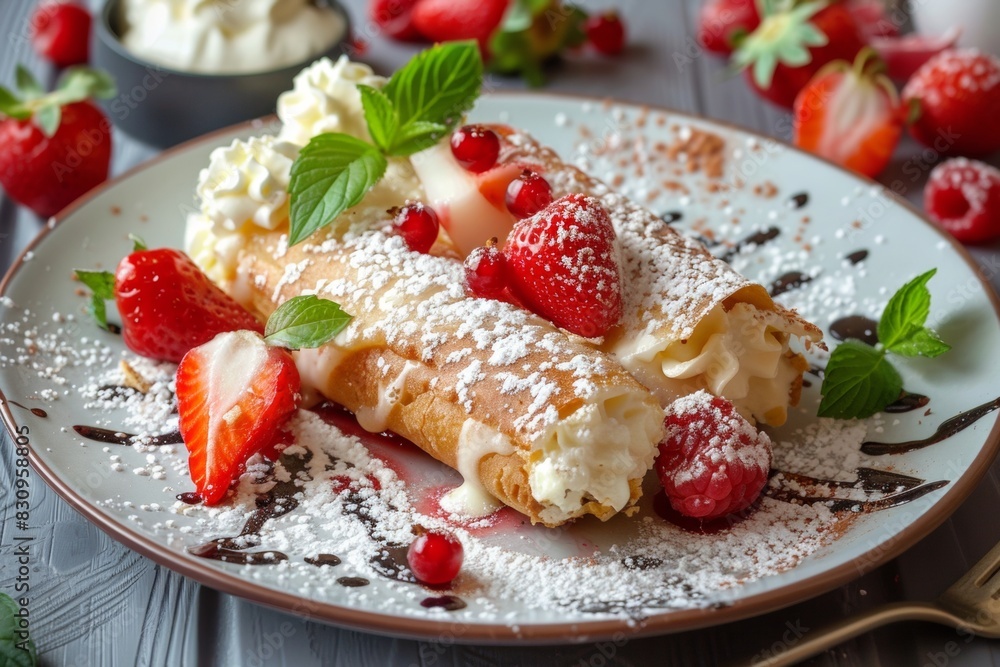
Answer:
2;92;1000;645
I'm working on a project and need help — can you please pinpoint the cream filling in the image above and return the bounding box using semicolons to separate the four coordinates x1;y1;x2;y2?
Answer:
611;303;800;426
529;389;662;525
440;420;516;518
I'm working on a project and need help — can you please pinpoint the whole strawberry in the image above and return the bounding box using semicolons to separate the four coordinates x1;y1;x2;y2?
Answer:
903;49;1000;158
31;1;92;68
502;193;623;338
114;248;264;362
698;0;760;56
732;0;867;109
794;49;904;178
0;66;115;218
655;391;772;521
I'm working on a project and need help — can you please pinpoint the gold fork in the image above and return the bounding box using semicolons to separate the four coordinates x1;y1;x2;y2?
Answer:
752;539;1000;666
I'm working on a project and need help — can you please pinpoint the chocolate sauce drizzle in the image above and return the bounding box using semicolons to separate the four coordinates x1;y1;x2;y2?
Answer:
769;271;813;297
885;392;930;414
788;192;810;209
186;452;312;565
766;468;948;512
306;554;342;567
717;226;781;263
176;492;203;505
8;401;47;418
862;396;1000;455
660;211;683;224
73;425;183;446
846;249;869;265
337;577;370;587
421;596;467;611
829;315;879;346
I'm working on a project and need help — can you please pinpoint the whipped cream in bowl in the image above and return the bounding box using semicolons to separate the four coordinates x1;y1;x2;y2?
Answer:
92;0;352;146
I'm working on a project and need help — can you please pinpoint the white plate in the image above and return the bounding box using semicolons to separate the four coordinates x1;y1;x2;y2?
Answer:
2;93;1000;643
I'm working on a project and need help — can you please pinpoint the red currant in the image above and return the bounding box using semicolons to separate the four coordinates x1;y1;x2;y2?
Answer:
505;170;553;219
407;529;464;585
464;238;507;298
31;1;91;67
450;125;500;174
392;202;440;253
585;11;626;56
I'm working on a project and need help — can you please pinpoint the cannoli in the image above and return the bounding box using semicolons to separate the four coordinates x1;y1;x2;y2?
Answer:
414;128;823;427
231;224;665;527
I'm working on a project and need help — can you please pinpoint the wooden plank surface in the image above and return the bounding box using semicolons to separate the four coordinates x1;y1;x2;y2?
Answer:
2;0;1000;664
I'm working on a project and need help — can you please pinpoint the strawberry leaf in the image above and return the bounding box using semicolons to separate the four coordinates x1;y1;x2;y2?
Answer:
75;269;115;331
57;67;117;101
732;1;828;88
264;295;352;350
129;233;147;252
818;341;902;419
0;86;29;120
288;133;387;246
0;592;38;667
35;104;61;138
15;65;43;99
382;41;482;138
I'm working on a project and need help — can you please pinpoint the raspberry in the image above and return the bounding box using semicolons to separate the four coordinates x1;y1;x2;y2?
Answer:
655;391;772;520
924;157;1000;244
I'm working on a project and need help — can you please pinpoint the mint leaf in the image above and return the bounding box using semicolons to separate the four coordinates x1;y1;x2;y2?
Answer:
358;85;398;153
890;328;951;358
129;233;147;252
382;41;482;138
387;120;448;156
264;295;352;350
0;592;38;667
75;269;115;330
288;133;387;246
818;341;902;419
878;269;935;350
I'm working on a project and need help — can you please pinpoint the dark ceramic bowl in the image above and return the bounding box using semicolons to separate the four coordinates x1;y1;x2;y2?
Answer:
93;0;351;148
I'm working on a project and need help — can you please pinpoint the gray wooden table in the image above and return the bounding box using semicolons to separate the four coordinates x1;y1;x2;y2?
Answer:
3;0;1000;664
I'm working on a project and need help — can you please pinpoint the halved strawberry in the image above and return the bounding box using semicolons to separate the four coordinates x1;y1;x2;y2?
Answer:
870;27;960;81
115;248;263;363
177;331;300;505
502;193;622;338
794;49;903;178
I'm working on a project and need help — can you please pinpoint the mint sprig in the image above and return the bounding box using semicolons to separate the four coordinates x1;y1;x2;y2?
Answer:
0;592;38;667
288;42;483;246
819;269;951;419
74;269;115;331
264;295;352;350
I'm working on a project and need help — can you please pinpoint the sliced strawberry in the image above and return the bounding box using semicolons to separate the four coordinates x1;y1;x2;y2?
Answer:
902;48;1000;158
410;0;510;52
115;248;263;363
733;1;867;109
177;331;300;505
502;194;623;338
871;27;961;81
794;49;903;178
924;158;1000;244
697;0;760;56
368;0;423;41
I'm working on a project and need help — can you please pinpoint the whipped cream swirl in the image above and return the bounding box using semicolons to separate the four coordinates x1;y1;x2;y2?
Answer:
277;56;386;146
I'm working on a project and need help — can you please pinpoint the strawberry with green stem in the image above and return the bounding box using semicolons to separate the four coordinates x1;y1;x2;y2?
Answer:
0;66;116;218
732;0;867;109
